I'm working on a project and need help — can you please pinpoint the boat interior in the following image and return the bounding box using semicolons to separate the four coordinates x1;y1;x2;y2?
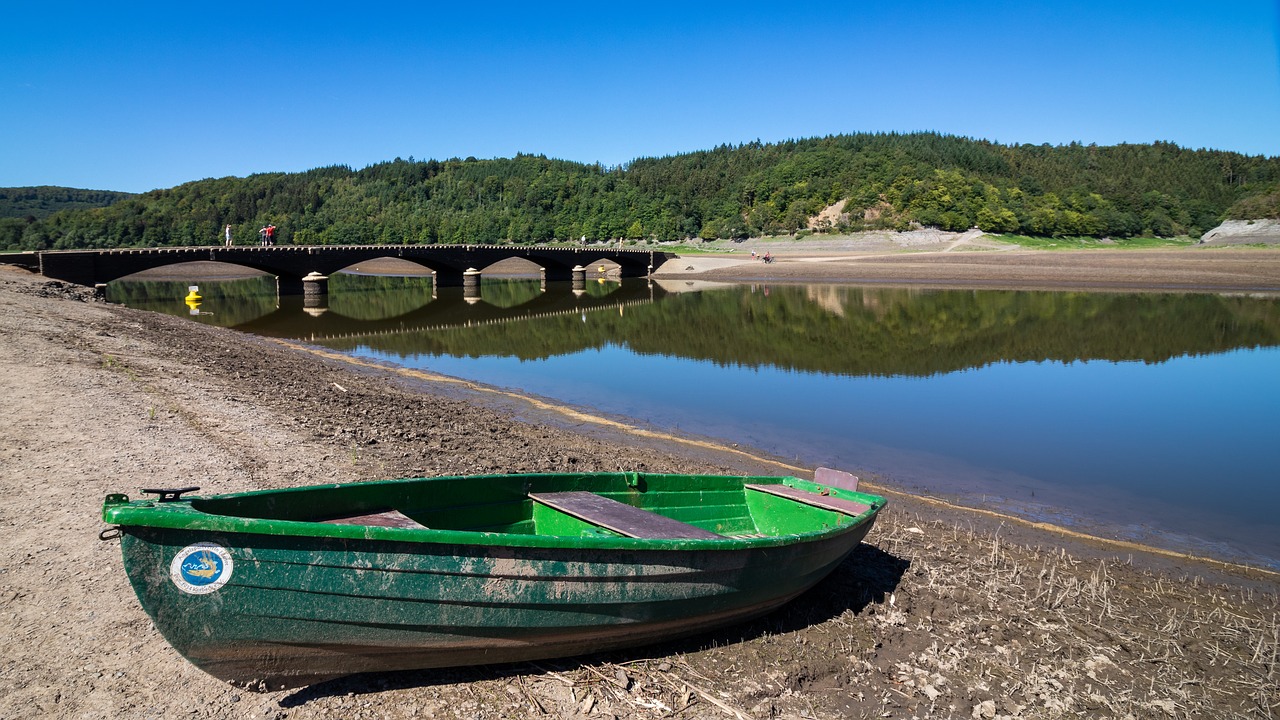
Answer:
189;472;878;540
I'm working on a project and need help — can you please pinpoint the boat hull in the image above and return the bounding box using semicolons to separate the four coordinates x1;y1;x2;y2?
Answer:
107;472;884;688
120;519;873;688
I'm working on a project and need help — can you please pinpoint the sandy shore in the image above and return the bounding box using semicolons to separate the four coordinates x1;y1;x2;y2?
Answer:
1;250;1278;719
653;238;1280;294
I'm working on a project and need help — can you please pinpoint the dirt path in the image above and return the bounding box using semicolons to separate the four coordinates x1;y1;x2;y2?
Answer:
1;265;1276;719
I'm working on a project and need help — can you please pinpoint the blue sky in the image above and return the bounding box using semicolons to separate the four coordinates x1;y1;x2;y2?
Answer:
2;1;1278;193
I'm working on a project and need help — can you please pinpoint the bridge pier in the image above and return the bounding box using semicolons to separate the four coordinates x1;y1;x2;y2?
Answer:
463;268;482;302
302;272;329;312
275;270;335;296
302;271;329;297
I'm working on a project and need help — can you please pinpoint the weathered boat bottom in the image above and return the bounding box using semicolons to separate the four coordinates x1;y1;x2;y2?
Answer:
198;589;809;690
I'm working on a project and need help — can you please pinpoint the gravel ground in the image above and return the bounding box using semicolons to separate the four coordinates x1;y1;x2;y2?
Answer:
1;260;1277;720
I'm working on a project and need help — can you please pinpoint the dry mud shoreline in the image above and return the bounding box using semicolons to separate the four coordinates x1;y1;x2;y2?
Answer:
1;246;1278;719
655;240;1280;294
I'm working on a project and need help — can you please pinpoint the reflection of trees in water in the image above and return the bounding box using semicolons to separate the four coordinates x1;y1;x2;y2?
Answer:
475;278;543;308
113;277;1280;377
327;276;596;317
106;276;279;327
327;274;435;320
331;286;1280;377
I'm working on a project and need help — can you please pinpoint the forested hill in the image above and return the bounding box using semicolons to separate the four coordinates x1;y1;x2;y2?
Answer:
4;133;1279;251
0;186;133;220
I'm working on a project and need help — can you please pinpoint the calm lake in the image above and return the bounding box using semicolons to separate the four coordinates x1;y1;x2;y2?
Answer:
109;272;1280;570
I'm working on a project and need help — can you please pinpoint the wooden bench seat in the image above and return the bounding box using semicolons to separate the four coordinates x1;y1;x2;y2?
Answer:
318;509;428;529
529;491;722;540
745;484;872;516
815;467;860;492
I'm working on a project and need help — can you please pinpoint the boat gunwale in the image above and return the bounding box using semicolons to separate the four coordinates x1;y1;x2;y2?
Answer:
102;472;885;552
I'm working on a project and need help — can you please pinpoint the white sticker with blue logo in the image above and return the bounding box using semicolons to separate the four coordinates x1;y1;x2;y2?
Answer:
170;542;234;595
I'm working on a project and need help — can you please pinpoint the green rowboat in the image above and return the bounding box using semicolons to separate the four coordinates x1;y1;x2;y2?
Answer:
101;470;885;689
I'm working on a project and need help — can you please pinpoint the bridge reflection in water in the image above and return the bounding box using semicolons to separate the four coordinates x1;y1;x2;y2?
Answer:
187;277;666;342
112;274;670;340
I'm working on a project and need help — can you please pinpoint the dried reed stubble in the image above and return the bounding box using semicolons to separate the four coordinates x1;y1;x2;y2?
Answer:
850;512;1278;718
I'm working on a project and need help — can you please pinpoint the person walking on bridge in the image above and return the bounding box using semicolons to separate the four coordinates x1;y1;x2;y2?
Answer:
224;224;233;247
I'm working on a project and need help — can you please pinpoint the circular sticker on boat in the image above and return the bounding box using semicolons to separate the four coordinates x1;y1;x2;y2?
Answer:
170;542;234;595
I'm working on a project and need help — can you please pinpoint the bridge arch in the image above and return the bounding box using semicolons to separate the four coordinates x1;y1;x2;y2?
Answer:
331;256;436;277
112;259;272;282
476;256;546;278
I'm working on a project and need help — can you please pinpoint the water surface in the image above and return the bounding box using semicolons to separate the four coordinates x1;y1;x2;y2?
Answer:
109;274;1280;569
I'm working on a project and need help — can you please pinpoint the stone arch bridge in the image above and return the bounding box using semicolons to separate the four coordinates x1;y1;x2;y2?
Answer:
14;245;676;294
